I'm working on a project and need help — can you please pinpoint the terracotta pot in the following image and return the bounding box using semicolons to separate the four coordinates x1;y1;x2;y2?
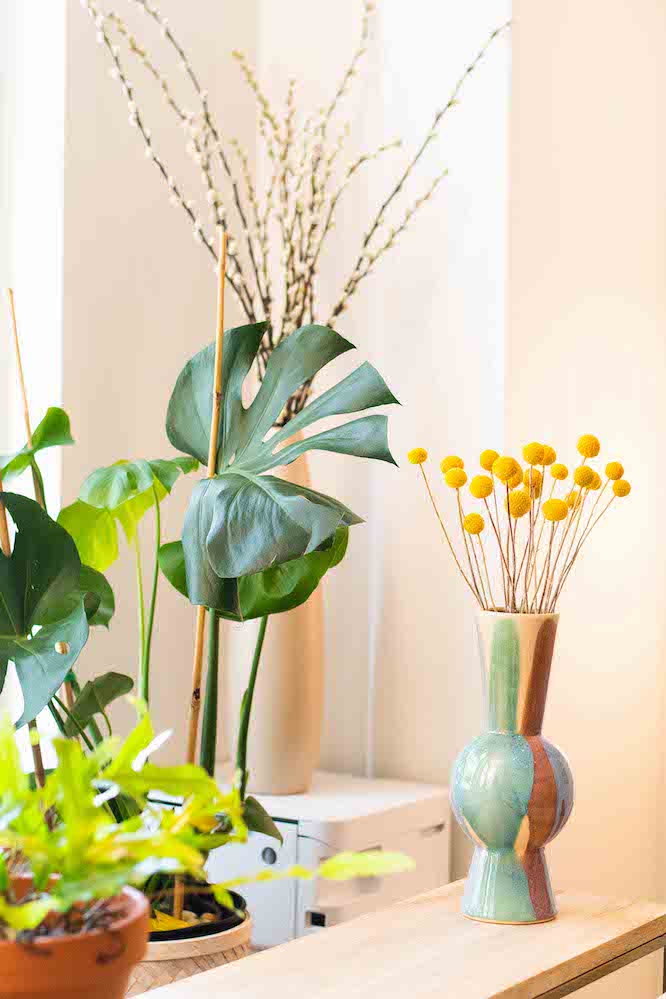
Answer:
224;437;325;795
0;881;149;999
451;611;574;924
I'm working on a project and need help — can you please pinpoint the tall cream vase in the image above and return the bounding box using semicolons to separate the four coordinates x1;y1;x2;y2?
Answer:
224;433;325;795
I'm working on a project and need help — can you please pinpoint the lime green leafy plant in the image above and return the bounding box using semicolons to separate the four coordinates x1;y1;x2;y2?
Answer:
0;711;413;939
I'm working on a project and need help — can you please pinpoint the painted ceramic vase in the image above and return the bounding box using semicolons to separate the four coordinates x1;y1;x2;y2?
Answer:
451;612;574;924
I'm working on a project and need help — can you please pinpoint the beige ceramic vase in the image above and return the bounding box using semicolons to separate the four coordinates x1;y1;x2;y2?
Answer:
224;436;324;795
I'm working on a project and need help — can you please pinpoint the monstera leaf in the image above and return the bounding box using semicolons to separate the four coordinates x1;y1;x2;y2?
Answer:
0;493;89;727
0;408;74;484
159;526;349;620
37;565;116;629
58;457;199;570
167;323;397;604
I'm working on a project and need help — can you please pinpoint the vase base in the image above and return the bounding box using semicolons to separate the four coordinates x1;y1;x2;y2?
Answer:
461;846;557;924
462;912;557;926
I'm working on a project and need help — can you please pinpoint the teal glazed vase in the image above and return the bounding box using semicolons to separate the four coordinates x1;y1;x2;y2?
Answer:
451;612;574;924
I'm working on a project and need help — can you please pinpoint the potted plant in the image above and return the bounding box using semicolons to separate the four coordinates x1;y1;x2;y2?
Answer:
161;314;398;792
408;438;631;924
0;706;413;998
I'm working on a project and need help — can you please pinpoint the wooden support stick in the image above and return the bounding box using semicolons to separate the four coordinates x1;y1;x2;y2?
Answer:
5;289;49;785
185;228;228;768
176;229;227;922
7;289;45;508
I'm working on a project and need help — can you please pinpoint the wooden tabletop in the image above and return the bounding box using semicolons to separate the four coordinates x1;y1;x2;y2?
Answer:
147;880;666;999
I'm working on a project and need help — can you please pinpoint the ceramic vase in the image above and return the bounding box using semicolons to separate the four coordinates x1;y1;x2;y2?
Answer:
224;436;324;795
451;611;574;924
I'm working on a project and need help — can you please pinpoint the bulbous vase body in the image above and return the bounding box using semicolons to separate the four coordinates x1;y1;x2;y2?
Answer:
451;612;574;924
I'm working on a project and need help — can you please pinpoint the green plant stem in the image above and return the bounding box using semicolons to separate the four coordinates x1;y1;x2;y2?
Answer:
133;532;147;703
200;610;220;777
48;699;66;735
30;459;47;512
52;695;95;753
236;616;269;801
140;487;161;707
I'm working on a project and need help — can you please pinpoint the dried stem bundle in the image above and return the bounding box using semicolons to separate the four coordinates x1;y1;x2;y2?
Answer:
81;0;508;420
409;437;631;614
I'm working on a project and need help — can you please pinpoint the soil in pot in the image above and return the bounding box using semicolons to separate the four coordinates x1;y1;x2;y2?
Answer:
0;883;149;999
150;881;247;942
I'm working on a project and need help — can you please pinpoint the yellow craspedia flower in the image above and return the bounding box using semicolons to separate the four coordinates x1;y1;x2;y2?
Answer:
566;490;583;510
577;434;601;458
523;442;545;466
480;449;499;472
507;488;531;519
470;474;494;499
463;512;485;535
542;445;557;466
408;448;428;465
573;465;594;489
606;461;624;480
551;462;568;480
508;467;524;490
492;456;520;483
523;468;543;497
613;479;631;497
542;498;568;522
440;455;464;474
589;471;602;491
444;467;468;489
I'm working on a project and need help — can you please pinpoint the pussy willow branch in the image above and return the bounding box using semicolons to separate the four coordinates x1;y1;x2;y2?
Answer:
83;0;509;421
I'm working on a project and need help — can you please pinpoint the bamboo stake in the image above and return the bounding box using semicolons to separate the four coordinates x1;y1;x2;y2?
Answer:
5;290;47;787
185;228;228;767
176;228;227;922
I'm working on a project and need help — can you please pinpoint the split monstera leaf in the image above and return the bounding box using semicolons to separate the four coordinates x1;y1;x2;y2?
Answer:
163;322;398;616
0;493;89;728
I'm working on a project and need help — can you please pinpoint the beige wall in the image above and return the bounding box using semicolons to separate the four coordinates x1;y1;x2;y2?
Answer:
508;2;666;994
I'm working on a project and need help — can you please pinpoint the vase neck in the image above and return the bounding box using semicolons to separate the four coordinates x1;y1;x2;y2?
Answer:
476;614;558;735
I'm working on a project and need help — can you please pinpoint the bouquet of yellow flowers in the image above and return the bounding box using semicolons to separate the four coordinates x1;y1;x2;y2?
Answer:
408;435;630;614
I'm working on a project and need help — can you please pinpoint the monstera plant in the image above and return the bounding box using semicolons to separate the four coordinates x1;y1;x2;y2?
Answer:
0;404;122;762
162;321;398;783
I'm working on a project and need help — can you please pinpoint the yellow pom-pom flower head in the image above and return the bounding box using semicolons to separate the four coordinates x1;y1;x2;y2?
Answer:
613;479;631;498
508;467;524;490
440;455;464;474
573;465;594;489
589;471;602;491
542;498;568;522
566;490;583;510
492;456;520;483
542;445;557;466
507;488;531;519
463;513;485;535
444;467;468;489
551;462;568;481
523;442;545;466
523;468;543;498
577;434;601;459
408;448;428;465
606;461;624;481
470;475;494;500
480;449;499;472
